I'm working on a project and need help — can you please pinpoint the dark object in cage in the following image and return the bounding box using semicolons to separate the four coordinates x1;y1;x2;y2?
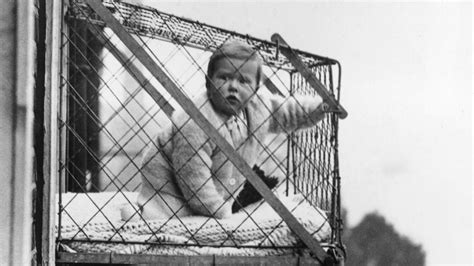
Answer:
55;0;346;264
232;165;279;213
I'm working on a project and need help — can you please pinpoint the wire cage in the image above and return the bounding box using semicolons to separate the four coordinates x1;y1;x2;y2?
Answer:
55;0;344;264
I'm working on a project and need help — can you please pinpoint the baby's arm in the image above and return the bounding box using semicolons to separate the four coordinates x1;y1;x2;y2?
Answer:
171;122;231;219
266;93;327;133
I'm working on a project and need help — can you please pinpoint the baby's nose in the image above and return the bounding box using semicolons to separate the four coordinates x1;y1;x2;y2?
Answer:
227;79;239;92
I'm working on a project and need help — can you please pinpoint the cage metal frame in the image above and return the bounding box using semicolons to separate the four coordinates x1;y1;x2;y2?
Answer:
51;0;345;264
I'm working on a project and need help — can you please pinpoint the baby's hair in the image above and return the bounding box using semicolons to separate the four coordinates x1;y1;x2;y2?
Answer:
206;40;263;90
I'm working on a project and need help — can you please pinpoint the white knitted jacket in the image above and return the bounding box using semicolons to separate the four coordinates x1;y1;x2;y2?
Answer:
137;90;325;220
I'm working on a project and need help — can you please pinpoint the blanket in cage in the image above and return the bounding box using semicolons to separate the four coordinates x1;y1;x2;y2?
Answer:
57;192;330;255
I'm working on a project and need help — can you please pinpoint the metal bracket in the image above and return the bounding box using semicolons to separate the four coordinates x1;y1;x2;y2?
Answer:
324;245;346;266
271;33;348;119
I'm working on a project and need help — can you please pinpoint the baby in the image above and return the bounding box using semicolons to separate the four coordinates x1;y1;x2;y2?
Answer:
126;40;327;220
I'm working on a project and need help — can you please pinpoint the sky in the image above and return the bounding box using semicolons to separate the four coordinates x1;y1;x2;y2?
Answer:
134;1;472;265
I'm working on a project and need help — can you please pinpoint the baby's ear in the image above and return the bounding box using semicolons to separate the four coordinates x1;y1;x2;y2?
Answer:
205;76;212;90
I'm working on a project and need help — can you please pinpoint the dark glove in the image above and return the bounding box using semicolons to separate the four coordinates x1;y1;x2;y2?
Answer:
231;165;279;213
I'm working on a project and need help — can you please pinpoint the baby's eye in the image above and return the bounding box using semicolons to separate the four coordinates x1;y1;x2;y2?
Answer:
218;75;229;81
239;77;251;84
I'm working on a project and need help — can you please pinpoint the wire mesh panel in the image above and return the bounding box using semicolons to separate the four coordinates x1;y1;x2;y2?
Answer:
289;67;342;245
56;0;343;262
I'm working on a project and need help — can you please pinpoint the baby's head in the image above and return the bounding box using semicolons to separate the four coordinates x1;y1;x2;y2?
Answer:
206;40;263;116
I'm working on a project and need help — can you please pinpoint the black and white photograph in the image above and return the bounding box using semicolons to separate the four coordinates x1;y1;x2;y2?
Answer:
0;1;471;265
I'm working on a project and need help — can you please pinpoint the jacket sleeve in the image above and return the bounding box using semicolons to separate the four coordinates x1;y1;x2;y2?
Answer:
265;93;326;134
171;119;231;219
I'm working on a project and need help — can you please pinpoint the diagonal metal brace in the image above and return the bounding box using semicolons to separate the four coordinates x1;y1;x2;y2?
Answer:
83;22;175;117
84;0;329;263
271;33;348;119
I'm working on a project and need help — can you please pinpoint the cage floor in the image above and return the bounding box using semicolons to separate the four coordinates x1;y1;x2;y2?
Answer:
56;252;322;265
56;192;330;257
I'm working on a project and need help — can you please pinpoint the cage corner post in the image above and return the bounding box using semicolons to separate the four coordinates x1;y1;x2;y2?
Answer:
39;0;64;265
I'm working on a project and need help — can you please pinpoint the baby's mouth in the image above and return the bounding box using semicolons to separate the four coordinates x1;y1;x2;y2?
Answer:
226;95;240;105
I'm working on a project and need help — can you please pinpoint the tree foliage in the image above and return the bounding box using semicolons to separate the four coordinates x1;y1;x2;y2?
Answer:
343;212;425;266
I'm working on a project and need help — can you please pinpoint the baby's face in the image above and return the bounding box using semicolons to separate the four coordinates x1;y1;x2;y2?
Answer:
208;57;259;116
